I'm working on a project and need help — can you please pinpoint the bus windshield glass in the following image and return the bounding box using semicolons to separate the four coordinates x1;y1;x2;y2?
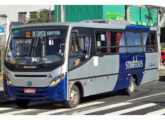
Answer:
5;26;68;67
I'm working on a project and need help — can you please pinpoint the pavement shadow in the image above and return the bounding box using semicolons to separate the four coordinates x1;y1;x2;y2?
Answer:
0;91;4;100
159;76;165;82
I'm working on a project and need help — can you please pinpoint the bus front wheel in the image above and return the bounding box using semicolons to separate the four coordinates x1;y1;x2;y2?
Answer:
66;85;80;108
125;77;136;96
15;100;30;108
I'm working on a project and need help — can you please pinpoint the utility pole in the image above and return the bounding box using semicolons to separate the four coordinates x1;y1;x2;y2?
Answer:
60;5;65;22
49;5;51;22
125;5;130;22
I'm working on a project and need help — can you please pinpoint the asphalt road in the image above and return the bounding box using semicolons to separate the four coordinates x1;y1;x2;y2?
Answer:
0;71;164;115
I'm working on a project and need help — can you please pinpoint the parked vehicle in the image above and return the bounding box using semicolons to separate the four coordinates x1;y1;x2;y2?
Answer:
161;50;165;64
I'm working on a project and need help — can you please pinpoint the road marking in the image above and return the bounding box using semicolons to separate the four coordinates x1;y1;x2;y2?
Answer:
38;101;105;115
127;92;165;102
0;107;14;112
0;108;39;115
105;103;157;115
73;102;131;115
146;108;165;115
0;101;49;115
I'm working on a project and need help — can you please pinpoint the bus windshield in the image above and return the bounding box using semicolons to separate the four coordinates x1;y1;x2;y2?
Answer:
5;26;68;68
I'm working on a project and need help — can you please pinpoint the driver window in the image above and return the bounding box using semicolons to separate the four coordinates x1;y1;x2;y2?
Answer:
69;29;91;70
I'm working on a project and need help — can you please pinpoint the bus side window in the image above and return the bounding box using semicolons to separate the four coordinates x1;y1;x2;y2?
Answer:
146;33;151;52
95;31;107;55
119;32;127;53
107;31;125;54
116;32;121;53
145;32;157;52
108;32;120;54
69;30;91;70
69;32;80;69
150;33;157;52
127;32;143;53
108;32;111;53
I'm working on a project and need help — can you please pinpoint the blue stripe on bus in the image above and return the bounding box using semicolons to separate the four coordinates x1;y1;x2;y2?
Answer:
113;53;145;90
126;25;150;31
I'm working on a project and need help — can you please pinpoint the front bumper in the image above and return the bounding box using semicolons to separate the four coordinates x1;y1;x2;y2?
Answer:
3;78;67;101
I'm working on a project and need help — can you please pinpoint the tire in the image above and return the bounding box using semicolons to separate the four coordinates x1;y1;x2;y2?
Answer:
15;100;30;108
66;85;80;108
125;77;136;96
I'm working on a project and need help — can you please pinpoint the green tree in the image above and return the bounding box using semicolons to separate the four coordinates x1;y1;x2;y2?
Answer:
27;9;54;24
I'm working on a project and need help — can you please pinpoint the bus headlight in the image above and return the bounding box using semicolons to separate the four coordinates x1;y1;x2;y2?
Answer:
49;76;61;87
5;76;12;86
7;80;12;86
49;73;65;87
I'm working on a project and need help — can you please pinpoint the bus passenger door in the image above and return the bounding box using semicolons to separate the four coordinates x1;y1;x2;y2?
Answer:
68;28;91;81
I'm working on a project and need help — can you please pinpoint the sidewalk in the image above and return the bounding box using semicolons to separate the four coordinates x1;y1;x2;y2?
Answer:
159;70;165;77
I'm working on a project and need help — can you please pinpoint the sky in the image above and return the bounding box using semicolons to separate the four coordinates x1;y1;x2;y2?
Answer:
0;0;164;7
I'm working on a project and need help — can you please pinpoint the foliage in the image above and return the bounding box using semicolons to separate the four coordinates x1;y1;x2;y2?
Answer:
26;9;54;24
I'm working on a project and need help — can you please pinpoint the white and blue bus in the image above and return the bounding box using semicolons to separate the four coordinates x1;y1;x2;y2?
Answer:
3;20;159;108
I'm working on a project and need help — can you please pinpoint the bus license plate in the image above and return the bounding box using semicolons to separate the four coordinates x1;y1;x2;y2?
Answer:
24;88;36;93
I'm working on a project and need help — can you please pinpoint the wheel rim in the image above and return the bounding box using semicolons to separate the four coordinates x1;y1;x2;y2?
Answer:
129;81;134;92
70;89;78;105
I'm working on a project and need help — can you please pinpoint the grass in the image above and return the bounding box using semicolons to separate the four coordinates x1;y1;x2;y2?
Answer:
159;69;165;71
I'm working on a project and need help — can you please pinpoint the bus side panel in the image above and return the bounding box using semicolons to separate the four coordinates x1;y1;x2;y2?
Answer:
113;73;130;90
48;74;68;101
140;52;159;84
144;53;159;70
69;74;118;97
113;53;145;90
86;75;118;96
140;69;158;85
68;55;119;97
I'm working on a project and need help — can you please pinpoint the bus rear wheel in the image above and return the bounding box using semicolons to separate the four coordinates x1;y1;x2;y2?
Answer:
15;100;30;108
125;77;136;96
66;85;80;108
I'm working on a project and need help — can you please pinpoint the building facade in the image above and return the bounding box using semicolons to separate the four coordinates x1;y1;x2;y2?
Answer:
0;5;54;46
54;5;158;27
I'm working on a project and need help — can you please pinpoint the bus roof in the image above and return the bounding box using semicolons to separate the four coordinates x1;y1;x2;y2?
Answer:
12;20;157;31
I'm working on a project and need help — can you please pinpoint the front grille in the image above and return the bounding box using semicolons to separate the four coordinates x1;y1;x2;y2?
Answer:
15;75;47;77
